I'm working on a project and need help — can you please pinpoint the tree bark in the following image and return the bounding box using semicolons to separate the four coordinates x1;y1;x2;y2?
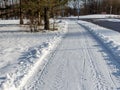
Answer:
38;12;41;25
20;0;23;24
44;7;49;30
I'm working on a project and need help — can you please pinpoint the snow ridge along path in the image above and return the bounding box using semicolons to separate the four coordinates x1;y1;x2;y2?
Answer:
0;21;68;90
23;20;120;90
78;20;120;61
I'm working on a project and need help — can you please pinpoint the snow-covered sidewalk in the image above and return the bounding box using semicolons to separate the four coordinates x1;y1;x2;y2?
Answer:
23;20;120;90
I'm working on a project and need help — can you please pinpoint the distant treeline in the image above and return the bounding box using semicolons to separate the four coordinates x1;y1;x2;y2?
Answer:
0;0;69;31
0;0;120;20
67;0;120;16
82;0;120;15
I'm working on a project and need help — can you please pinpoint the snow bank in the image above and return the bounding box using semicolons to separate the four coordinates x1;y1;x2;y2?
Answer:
0;20;68;90
67;14;120;19
79;14;120;19
0;19;29;25
78;20;120;60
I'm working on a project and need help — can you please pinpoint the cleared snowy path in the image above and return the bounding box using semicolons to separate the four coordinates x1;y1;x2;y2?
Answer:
24;20;120;90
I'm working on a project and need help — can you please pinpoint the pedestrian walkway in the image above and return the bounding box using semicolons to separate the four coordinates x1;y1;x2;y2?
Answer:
24;20;120;90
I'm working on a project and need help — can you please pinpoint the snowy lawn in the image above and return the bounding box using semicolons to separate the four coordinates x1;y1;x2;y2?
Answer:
0;20;68;90
0;20;29;25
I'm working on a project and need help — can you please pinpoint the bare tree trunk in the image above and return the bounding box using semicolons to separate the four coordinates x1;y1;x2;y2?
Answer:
53;14;56;30
44;7;49;30
20;0;23;24
38;12;41;25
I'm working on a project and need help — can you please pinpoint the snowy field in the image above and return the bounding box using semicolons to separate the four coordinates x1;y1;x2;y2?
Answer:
0;14;120;90
0;20;68;90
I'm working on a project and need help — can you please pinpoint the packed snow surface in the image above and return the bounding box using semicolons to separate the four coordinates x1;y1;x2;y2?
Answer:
23;20;120;90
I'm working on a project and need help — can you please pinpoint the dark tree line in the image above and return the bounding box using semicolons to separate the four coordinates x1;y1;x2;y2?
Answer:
81;0;120;15
0;0;69;31
0;0;19;19
65;0;120;16
0;0;120;30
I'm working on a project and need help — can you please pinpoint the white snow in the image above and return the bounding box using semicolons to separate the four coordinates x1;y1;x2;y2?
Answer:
0;20;68;90
0;14;120;90
67;14;120;19
23;20;120;90
0;19;29;25
78;20;120;60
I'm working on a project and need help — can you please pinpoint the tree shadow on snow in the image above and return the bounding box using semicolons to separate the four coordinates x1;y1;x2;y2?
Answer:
94;44;120;78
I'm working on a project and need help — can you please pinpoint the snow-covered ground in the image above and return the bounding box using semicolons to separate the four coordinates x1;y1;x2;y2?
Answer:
0;20;28;25
23;20;120;90
0;20;68;90
68;14;120;19
0;14;120;90
78;20;120;60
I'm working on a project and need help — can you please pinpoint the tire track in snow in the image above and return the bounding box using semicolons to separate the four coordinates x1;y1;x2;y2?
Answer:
88;31;119;89
81;24;118;90
79;21;120;88
78;24;106;90
87;49;109;90
87;39;118;90
85;38;108;90
77;27;87;90
86;29;119;89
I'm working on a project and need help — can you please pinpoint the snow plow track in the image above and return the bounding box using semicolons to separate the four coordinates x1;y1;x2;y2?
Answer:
23;20;120;90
